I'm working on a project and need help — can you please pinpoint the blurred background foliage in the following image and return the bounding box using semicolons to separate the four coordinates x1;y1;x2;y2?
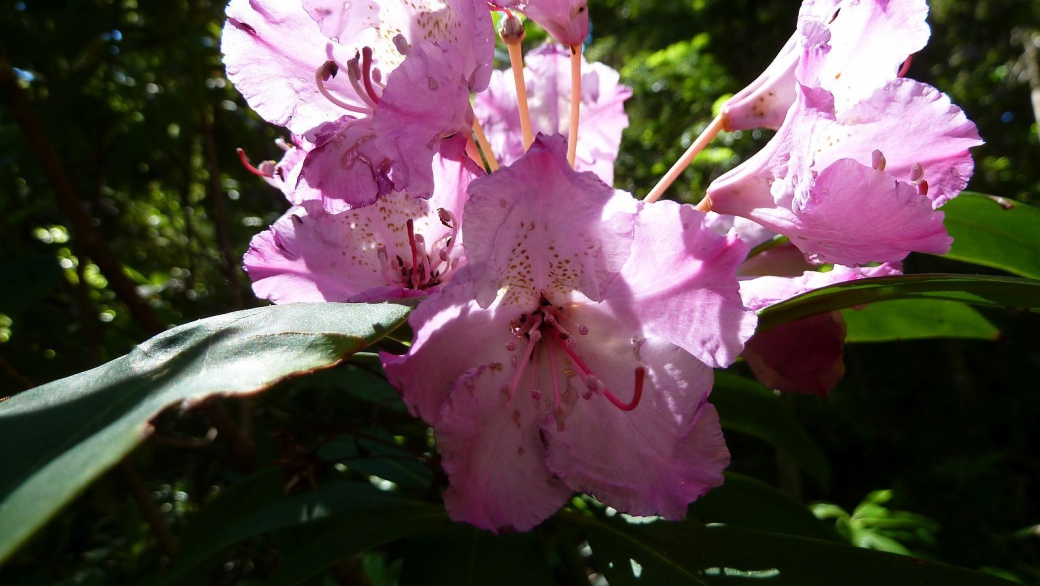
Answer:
0;0;1038;584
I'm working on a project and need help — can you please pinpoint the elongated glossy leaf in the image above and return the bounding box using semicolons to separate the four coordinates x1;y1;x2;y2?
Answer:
0;302;410;564
711;373;830;486
147;468;428;586
266;507;451;585
941;193;1040;279
567;511;1010;585
688;473;838;541
759;273;1040;332
843;299;999;343
399;526;555;586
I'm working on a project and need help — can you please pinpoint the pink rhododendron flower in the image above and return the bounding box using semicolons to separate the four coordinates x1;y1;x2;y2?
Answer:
707;71;981;265
243;135;481;303
383;136;755;531
222;0;493;209
491;0;590;46
724;0;930;130
474;44;632;184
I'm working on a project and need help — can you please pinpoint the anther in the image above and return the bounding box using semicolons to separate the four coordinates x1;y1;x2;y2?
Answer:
871;149;886;172
909;162;924;183
392;34;411;56
499;13;526;45
578;324;589;335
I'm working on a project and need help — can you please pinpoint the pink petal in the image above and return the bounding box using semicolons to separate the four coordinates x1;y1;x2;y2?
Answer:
244;138;477;304
710;83;963;265
494;0;590;46
605;201;756;368
381;282;513;424
374;40;475;199
724;0;930;130
789;160;951;265
295;117;392;212
222;0;365;136
738;263;902;312
802;0;931;111
437;363;572;532
818;79;982;206
303;0;495;90
473;44;631;184
463;134;635;309
541;305;727;519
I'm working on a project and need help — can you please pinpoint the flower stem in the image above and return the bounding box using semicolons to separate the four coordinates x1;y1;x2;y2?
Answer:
472;118;499;171
644;112;726;203
567;44;582;168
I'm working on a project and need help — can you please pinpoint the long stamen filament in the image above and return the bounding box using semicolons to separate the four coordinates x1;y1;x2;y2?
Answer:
236;148;273;177
406;219;420;289
644;112;726;204
507;320;543;399
361;47;381;104
500;14;534;150
347;57;379;110
314;62;373;115
472;118;500;171
548;330;644;412
567;44;582;168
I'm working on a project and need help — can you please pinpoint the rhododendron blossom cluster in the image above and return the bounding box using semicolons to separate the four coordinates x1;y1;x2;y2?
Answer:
223;0;979;531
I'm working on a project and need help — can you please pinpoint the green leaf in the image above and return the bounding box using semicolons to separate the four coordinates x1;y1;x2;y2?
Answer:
688;473;838;541
147;468;430;586
566;511;1011;585
710;373;830;487
843;299;999;343
941;193;1040;279
0;302;411;564
758;273;1040;332
399;526;555;586
266;507;450;585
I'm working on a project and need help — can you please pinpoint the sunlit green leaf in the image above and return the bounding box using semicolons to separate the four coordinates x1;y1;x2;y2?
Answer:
759;273;1040;332
0;302;410;564
843;299;999;343
941;193;1040;279
711;373;830;486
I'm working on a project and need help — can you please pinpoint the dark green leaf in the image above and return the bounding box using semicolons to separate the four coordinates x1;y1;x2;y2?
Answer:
266;507;450;585
941;193;1040;279
758;273;1040;332
843;299;999;343
566;511;1011;585
711;373;830;486
399;526;555;586
147;468;427;586
688;473;838;541
0;302;411;563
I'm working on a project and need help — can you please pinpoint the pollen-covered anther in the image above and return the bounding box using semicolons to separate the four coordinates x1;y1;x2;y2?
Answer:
577;324;589;336
498;13;526;46
907;162;928;195
871;149;886;172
